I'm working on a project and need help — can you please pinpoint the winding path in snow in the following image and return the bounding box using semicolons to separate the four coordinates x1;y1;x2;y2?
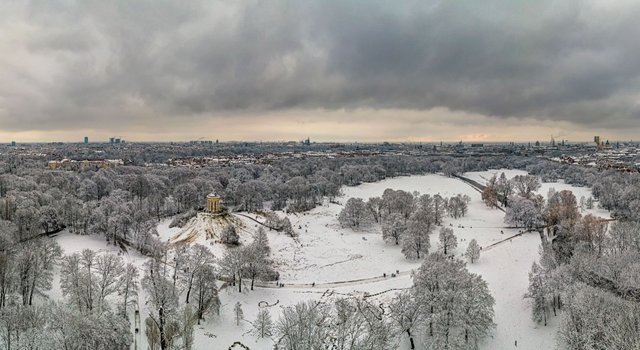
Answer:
253;269;414;289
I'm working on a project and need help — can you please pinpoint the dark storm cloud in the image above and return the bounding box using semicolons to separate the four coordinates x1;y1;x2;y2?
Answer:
1;0;640;133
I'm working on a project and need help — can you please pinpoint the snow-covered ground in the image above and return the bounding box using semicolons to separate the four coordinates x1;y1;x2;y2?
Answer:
49;170;611;350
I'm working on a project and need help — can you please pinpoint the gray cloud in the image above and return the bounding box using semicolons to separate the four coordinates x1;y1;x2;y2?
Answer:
1;0;640;136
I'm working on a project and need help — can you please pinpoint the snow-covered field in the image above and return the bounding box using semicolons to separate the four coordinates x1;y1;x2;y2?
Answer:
49;170;610;350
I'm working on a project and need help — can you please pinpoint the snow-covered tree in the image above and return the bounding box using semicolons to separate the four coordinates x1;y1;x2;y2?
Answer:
338;198;373;229
366;197;384;223
16;238;61;306
525;262;549;326
240;244;277;291
48;302;132;350
382;213;406;245
559;283;640;350
192;264;220;323
252;226;270;256
412;253;495;349
433;194;447;225
496;172;514;206
221;224;240;245
512;174;541;199
465;239;481;263
389;291;421;349
143;258;180;350
234;302;244;326
504;196;542;230
382;189;415;220
330;297;391;350
253;308;273;338
481;175;499;208
544;189;580;227
219;248;245;292
438;227;457;255
574;214;608;255
607;221;640;254
401;215;432;259
93;253;125;312
119;263;139;317
181;244;216;304
180;305;197;350
447;194;470;218
275;301;330;349
281;217;296;237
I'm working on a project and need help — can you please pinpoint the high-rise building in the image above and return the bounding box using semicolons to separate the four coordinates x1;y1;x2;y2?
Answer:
84;136;89;144
109;137;115;144
10;141;16;146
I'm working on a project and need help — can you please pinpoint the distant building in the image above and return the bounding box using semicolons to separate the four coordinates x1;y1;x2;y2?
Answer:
10;141;16;146
206;193;222;213
84;136;89;144
109;137;115;144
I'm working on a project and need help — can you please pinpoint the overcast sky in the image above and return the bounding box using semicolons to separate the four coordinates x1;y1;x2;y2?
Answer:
1;0;639;142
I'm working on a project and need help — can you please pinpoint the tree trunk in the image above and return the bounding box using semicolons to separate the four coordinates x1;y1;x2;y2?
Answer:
407;329;415;350
159;308;167;350
185;275;194;304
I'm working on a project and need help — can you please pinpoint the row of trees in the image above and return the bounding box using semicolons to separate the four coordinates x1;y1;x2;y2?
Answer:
271;253;494;350
339;190;470;259
0;233;227;350
0;243;135;349
502;166;640;349
526;220;640;349
219;227;278;292
143;243;221;350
